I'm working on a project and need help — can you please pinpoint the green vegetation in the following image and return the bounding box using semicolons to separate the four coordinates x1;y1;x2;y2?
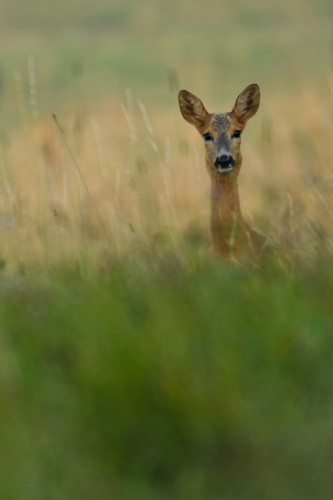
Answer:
1;257;333;499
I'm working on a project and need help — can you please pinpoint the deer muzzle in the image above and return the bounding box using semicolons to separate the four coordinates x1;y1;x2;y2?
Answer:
214;154;235;173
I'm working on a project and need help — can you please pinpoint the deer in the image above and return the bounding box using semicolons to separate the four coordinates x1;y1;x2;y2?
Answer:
178;84;268;261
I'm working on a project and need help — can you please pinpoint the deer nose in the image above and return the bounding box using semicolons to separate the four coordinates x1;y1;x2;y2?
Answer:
214;154;234;169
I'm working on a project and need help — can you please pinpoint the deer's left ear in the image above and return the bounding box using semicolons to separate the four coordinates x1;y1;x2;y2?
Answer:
178;90;210;128
232;84;260;123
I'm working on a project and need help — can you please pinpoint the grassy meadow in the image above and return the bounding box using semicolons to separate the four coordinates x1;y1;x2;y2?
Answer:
0;0;333;498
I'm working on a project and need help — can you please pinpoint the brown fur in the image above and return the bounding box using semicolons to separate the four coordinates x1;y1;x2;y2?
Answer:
178;84;265;260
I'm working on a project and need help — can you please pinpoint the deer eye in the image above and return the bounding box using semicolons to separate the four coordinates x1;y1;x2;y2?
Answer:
232;130;241;138
203;133;213;142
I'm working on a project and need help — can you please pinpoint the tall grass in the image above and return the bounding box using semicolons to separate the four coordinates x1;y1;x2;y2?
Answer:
0;71;332;497
1;259;333;499
0;76;332;271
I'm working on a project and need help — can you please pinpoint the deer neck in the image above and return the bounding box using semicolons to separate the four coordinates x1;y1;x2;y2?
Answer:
210;172;246;258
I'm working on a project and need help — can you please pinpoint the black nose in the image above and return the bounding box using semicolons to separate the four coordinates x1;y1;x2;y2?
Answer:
214;154;234;169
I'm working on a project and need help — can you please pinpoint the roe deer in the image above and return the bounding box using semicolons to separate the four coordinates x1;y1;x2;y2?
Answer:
178;84;267;260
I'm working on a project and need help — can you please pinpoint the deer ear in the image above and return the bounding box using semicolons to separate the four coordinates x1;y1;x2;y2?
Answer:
232;84;260;123
178;90;210;128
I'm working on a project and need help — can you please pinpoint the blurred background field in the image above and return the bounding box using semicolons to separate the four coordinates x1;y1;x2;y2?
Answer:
0;0;333;498
0;0;332;268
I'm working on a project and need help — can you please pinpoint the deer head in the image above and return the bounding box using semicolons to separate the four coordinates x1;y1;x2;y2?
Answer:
178;84;260;180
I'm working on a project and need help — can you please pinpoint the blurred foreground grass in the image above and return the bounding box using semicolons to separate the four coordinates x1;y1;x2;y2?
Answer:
1;256;333;499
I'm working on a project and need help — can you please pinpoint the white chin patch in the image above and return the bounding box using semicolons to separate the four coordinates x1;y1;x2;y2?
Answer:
217;166;234;173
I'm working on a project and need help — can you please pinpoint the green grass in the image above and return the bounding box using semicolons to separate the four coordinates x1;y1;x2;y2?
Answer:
1;255;333;499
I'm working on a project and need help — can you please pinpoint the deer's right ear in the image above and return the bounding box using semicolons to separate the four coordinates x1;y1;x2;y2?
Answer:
232;84;260;123
178;90;209;128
